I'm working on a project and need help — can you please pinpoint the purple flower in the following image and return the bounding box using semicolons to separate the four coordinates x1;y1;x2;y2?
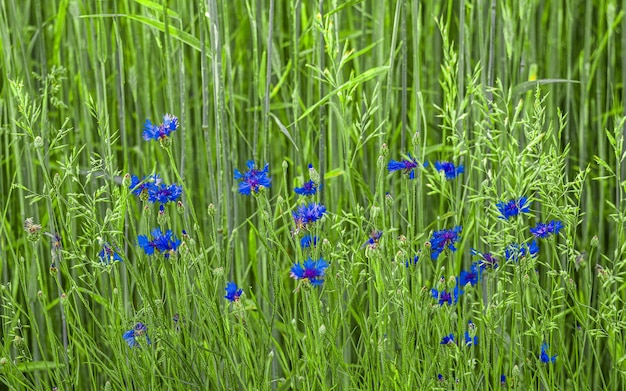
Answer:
224;282;243;302
234;160;271;195
98;243;122;264
434;161;464;180
540;343;557;363
295;180;320;196
431;285;462;306
362;230;383;249
530;220;564;238
470;248;499;270
123;322;151;348
138;228;181;258
148;183;183;204
430;226;462;261
290;257;329;286
440;334;455;345
293;202;327;229
388;154;427;179
496;197;531;220
505;240;539;262
129;174;160;199
142;114;179;141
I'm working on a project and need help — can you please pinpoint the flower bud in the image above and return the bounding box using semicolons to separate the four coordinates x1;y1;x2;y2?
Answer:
207;203;216;217
33;136;44;149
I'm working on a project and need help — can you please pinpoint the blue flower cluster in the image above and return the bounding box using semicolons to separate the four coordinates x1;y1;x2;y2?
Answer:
234;160;271;195
129;174;182;205
137;226;181;259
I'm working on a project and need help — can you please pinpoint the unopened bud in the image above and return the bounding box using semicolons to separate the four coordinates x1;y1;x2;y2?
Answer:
33;136;44;149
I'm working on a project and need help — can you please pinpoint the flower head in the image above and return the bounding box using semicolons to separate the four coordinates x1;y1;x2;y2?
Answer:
434;161;464;180
234;160;271;195
142;114;179;141
123;322;151;348
496;197;531;220
294;180;320;196
224;282;243;302
290;257;329;286
440;334;455;345
138;228;181;258
459;262;481;286
430;226;462;261
431;285;462;306
300;235;318;248
470;248;499;270
362;230;383;249
540;342;557;363
388;154;426;179
505;240;539;262
148;183;182;204
530;220;564;239
405;255;419;267
129;174;160;200
98;244;122;264
293;202;327;229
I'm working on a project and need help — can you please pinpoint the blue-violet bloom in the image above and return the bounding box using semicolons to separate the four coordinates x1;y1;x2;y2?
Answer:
98;244;122;264
459;262;481;286
290;257;329;286
224;282;243;302
434;161;464;180
234;160;271;195
530;220;564;238
138;228;181;258
388;154;426;179
300;235;318;248
295;180;320;196
293;202;327;229
497;196;531;220
123;322;151;348
540;343;557;363
142;114;179;141
430;226;462;261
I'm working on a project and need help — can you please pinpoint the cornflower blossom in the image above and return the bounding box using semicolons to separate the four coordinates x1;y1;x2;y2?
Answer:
505;240;539;262
234;160;271;195
290;257;329;286
387;154;426;179
98;243;122;264
530;220;564;239
294;180;320;196
434;161;464;180
540;343;557;363
300;235;318;248
440;334;455;345
129;174;161;198
459;262;481;287
405;255;419;267
464;320;478;346
148;183;183;204
430;226;462;261
292;202;327;230
142;114;179;141
138;228;181;258
123;322;151;348
362;230;383;249
470;248;499;270
224;282;243;302
431;285;462;306
496;197;531;220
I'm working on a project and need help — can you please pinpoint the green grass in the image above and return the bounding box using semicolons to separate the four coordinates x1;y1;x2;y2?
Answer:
1;0;625;389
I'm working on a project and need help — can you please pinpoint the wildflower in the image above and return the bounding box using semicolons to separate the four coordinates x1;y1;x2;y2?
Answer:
430;226;462;261
470;248;499;270
292;202;327;229
138;228;181;258
234;160;271;195
148;183;182;204
437;374;445;382
24;217;42;242
496;197;531;220
142;114;179;141
300;235;318;248
540;342;557;363
530;220;564;238
434;161;464;180
387;154;426;179
459;262;481;286
294;180;320;196
465;321;478;346
98;244;122;264
405;255;419;267
362;230;383;249
505;240;539;262
129;174;160;200
123;322;151;348
440;334;455;345
224;282;243;302
431;285;462;306
290;257;329;286
500;375;506;386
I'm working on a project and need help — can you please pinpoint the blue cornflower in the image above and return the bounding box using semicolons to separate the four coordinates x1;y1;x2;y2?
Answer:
431;285;462;306
300;235;318;248
142;114;179;141
224;282;243;302
295;180;320;196
500;375;506;385
123;322;151;348
530;220;564;238
470;248;499;270
505;240;539;262
540;343;557;363
434;161;464;180
440;334;455;345
437;374;444;382
138;228;181;258
362;230;383;249
98;243;122;264
405;255;419;267
148;183;182;204
464;320;478;346
234;160;271;195
293;202;327;229
496;197;531;220
290;257;329;286
388;154;426;179
129;174;160;199
430;226;462;261
459;262;481;286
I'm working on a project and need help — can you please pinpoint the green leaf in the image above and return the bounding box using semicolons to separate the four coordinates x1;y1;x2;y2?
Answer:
269;113;298;151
